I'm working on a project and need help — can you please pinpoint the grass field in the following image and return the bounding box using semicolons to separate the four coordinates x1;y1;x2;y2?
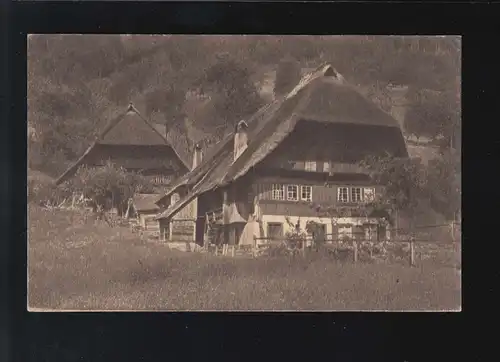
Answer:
28;206;461;311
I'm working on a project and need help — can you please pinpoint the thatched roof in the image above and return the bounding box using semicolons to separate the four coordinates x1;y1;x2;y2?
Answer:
156;63;408;221
154;99;282;206
55;104;189;185
132;193;161;212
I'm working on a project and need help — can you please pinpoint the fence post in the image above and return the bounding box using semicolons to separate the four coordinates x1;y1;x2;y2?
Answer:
409;239;415;267
252;237;257;258
215;245;218;256
302;238;306;258
353;240;358;263
231;245;235;257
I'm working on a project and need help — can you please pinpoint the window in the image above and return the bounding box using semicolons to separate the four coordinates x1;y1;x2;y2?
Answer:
287;185;299;201
301;185;312;202
267;223;284;239
363;187;375;202
272;184;285;200
323;162;330;173
153;175;166;184
353;225;365;241
338;224;353;241
337;187;349;203
351;187;363;203
305;161;317;172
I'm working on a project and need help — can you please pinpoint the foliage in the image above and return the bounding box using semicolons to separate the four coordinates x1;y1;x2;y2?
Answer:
426;149;461;220
274;58;302;97
305;221;327;248
64;162;154;213
28;35;460;177
28;178;72;207
195;56;265;134
359;154;428;220
404;87;460;144
284;217;308;249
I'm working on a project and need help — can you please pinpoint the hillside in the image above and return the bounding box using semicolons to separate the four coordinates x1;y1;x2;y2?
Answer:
28;35;460;177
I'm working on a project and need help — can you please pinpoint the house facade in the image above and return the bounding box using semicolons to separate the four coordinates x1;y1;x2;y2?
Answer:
155;64;408;248
55;104;189;193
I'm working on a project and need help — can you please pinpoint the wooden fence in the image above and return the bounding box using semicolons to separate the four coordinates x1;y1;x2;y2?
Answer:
205;222;461;268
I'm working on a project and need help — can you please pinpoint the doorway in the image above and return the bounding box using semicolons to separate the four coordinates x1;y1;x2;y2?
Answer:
267;222;284;241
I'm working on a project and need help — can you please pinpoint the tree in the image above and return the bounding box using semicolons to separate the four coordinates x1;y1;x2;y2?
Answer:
426;149;461;221
404;88;460;144
358;155;428;221
65;162;154;214
195;56;264;133
273;58;302;97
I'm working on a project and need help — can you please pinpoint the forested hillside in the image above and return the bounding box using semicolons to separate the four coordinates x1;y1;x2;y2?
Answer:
28;35;460;179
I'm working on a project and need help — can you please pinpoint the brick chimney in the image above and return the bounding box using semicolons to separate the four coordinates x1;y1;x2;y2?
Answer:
234;120;249;161
192;143;203;171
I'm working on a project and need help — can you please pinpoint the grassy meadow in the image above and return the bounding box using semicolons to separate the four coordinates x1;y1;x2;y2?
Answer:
28;206;461;311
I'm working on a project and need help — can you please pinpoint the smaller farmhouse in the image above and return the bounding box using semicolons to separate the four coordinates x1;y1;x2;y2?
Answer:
127;193;161;231
55;104;190;189
155;63;409;249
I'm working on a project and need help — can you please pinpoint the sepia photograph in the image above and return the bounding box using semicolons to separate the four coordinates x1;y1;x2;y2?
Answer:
27;35;461;311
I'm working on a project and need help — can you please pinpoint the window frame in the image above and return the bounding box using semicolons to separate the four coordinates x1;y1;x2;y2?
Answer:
271;184;285;200
337;186;349;203
267;222;284;239
304;161;317;172
287;185;299;201
300;185;312;202
351;187;363;203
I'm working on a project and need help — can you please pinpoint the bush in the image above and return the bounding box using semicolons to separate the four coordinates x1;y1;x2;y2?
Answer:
64;161;154;214
28;179;72;207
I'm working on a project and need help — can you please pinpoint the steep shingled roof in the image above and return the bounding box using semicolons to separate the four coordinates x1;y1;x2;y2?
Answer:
156;63;408;221
55;104;189;185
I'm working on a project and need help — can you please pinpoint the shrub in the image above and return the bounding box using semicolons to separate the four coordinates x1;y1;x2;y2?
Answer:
305;221;326;249
28;179;72;207
64;161;154;214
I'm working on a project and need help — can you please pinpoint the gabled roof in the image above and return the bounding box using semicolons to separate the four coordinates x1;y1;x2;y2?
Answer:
55;104;189;185
156;63;408;221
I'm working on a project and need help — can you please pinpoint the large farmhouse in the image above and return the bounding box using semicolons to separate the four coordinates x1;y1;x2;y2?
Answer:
55;104;189;189
155;64;408;248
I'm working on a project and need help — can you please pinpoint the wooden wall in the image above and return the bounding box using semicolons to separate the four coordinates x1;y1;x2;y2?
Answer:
255;181;383;205
171;220;196;241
